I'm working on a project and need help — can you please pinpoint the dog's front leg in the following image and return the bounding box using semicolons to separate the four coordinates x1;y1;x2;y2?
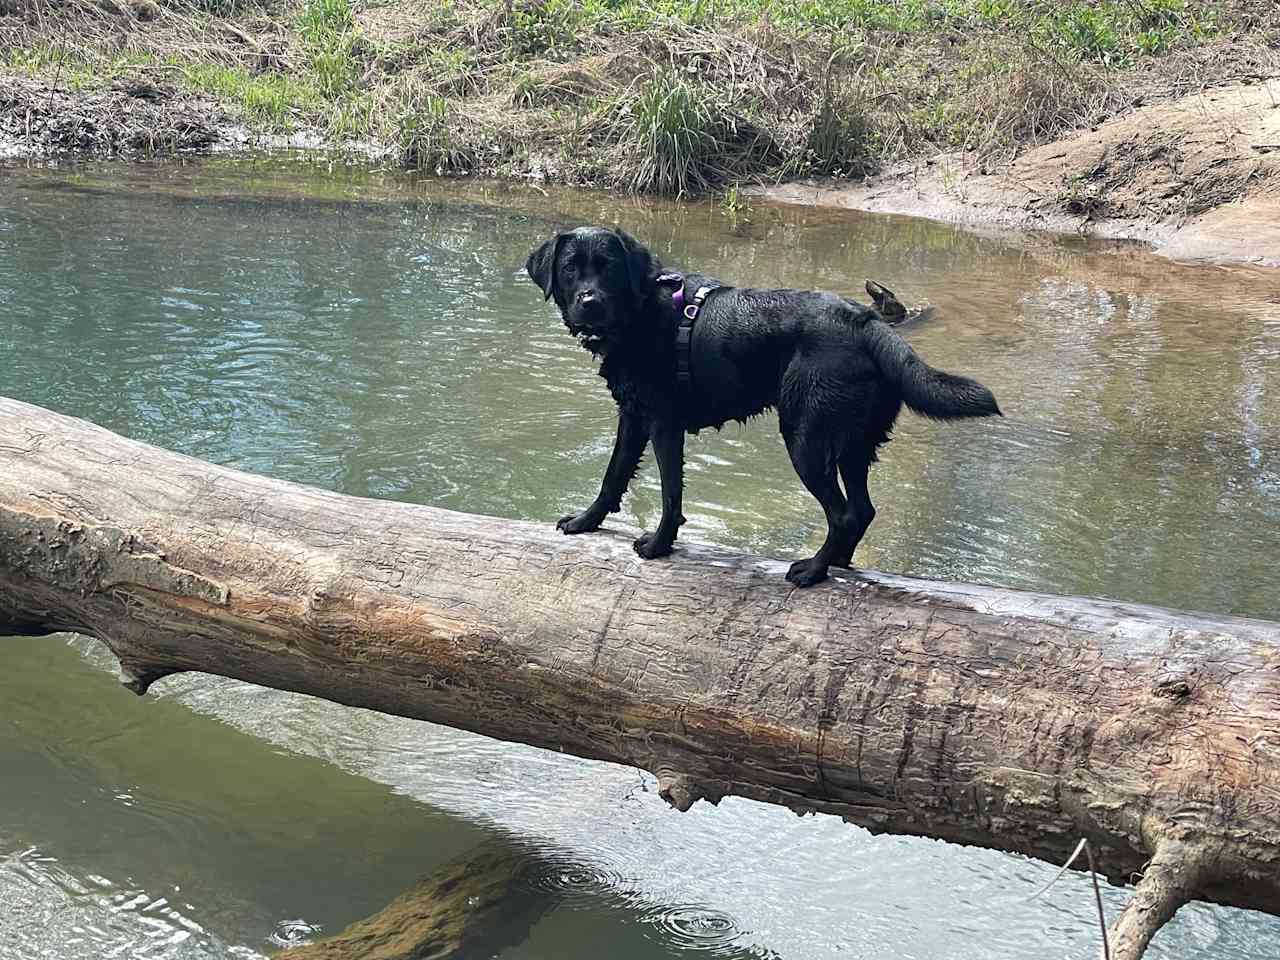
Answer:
633;420;684;559
558;411;648;534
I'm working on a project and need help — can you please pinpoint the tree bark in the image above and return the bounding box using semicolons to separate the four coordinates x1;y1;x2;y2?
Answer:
1;396;1278;959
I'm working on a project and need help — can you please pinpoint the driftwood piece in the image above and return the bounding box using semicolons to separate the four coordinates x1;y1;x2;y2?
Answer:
1;396;1278;959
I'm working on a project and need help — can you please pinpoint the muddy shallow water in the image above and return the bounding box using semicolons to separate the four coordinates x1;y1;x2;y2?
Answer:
2;157;1279;959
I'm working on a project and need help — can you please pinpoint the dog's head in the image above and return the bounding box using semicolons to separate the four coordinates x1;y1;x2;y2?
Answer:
525;227;657;351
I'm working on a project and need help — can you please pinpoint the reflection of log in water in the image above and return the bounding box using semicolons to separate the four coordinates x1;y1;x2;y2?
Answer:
279;840;549;960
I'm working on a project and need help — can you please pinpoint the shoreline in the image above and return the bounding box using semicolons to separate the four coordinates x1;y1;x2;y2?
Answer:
4;43;1277;269
757;175;1280;270
757;77;1280;270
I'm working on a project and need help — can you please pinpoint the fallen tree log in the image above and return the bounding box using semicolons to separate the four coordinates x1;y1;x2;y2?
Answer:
1;396;1278;960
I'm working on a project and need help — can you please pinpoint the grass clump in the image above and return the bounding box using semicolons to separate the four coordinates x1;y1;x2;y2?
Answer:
802;76;877;177
298;0;361;99
506;0;585;58
620;75;718;197
607;72;780;197
396;94;475;173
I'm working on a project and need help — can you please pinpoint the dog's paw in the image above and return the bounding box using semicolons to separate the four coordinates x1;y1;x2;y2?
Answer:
633;532;674;560
786;557;829;588
557;512;602;534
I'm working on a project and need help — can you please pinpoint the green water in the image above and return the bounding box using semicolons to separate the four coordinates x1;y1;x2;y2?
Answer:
1;158;1279;959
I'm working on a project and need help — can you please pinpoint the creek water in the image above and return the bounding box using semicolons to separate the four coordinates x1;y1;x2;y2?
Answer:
2;158;1279;960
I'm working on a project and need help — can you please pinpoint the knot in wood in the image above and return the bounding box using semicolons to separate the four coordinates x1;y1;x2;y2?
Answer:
1152;676;1192;700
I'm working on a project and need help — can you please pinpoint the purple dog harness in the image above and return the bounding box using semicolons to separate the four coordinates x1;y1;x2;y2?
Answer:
656;272;715;394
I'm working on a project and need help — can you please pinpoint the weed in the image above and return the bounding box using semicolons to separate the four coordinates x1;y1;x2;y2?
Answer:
310;35;360;99
619;74;718;197
328;95;376;137
298;0;355;41
719;183;752;223
506;0;583;58
802;73;877;177
397;95;473;173
1039;5;1123;64
511;70;541;107
299;0;361;99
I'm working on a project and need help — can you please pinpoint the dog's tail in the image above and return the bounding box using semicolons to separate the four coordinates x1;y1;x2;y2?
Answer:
863;317;1001;420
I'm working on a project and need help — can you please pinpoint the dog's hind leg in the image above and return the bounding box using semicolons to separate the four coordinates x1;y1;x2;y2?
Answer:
832;448;876;569
781;426;854;587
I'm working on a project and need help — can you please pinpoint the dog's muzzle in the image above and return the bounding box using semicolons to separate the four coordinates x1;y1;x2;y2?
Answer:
566;289;610;339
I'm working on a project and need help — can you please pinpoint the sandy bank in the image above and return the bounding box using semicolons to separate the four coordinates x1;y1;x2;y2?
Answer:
758;79;1280;268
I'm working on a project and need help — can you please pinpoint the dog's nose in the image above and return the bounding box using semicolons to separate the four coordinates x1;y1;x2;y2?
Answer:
576;289;600;306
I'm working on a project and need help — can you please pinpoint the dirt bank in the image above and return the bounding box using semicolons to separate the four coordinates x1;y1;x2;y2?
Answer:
758;78;1280;268
0;74;229;158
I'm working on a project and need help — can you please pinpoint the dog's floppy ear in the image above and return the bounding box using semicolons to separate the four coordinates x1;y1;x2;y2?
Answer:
614;229;656;301
526;233;567;301
865;279;906;323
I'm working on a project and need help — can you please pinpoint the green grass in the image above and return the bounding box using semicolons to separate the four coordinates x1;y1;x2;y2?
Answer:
455;0;1222;65
3;42;156;90
621;75;719;197
298;0;355;38
396;94;474;173
183;64;315;129
299;0;361;98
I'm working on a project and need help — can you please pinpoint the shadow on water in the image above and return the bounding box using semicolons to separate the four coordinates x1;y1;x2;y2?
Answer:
2;156;1280;959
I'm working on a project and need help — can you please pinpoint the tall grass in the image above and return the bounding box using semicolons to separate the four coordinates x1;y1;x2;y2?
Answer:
803;76;877;177
397;94;474;173
298;0;360;98
622;75;718;197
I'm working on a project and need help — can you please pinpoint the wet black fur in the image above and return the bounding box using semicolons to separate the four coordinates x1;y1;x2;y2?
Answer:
525;226;1001;587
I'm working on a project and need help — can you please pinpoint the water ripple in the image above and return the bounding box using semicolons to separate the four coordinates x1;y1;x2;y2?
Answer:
635;903;775;957
518;856;636;911
266;919;321;948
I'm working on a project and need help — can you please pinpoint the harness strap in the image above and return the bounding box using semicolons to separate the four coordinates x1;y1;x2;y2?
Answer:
675;285;713;393
657;273;714;396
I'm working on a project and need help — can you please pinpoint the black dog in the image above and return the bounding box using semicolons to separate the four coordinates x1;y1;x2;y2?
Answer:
526;226;1000;587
